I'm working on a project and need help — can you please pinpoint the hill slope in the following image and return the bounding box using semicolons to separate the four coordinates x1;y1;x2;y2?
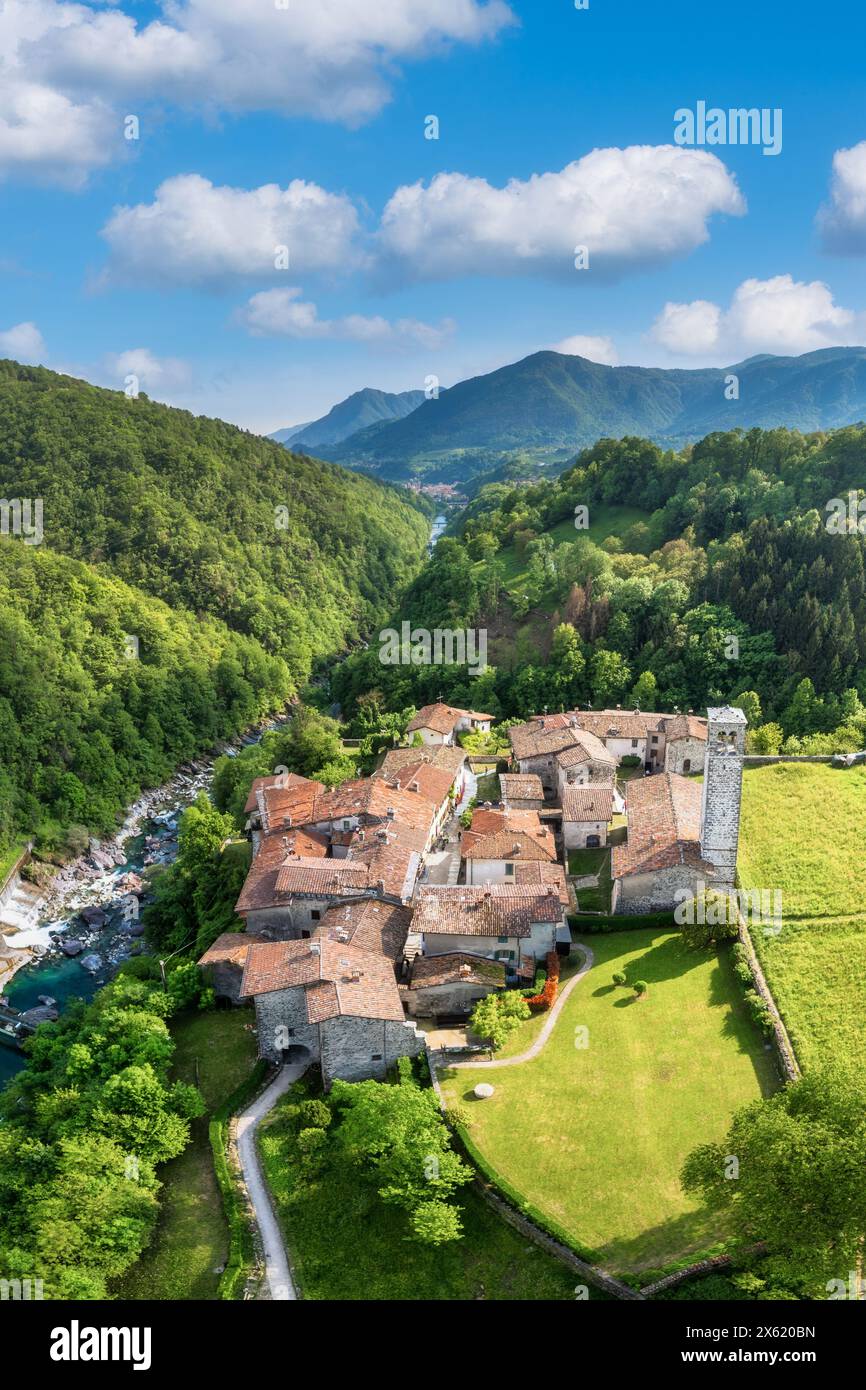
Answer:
0;362;430;677
0;360;430;850
271;386;425;451
325;347;866;481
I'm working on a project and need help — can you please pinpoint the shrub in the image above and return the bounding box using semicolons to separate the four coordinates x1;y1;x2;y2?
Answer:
410;1199;463;1246
526;952;560;1010
612;971;626;986
734;961;753;987
633;980;648;997
297;1126;328;1156
619;754;642;768
298;1099;331;1130
470;990;531;1049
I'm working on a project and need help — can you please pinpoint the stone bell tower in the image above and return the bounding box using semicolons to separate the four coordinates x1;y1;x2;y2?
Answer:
699;706;747;888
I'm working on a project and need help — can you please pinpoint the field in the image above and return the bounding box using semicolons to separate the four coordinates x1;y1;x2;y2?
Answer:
486;504;648;594
112;1007;258;1300
257;1082;594;1300
440;930;776;1277
738;762;866;1070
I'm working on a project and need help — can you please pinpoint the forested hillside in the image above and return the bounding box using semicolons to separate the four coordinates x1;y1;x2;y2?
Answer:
0;362;430;855
326;347;866;482
334;426;866;754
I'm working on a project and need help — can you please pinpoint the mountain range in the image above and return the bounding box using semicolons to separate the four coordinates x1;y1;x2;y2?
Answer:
293;347;866;484
271;386;426;451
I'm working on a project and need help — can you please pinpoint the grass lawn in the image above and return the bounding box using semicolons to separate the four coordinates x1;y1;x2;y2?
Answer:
568;847;613;912
738;762;866;1071
475;771;501;802
112;1006;258;1300
482;505;649;594
258;1080;597;1300
440;930;777;1277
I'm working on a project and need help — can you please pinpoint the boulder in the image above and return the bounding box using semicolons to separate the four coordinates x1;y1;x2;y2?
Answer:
79;906;108;928
60;938;84;957
79;954;102;974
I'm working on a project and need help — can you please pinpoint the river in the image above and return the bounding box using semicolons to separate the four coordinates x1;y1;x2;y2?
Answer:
0;718;286;1088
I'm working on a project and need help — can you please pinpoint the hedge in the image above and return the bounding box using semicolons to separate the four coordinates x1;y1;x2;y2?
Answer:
210;1058;270;1300
569;911;678;934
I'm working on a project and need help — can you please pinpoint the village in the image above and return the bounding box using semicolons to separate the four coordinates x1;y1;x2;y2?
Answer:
200;700;748;1087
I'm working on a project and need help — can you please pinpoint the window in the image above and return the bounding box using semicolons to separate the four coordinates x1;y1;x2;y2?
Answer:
505;863;515;876
372;1053;382;1061
342;819;351;830
631;738;638;747
287;1029;295;1038
497;935;509;943
311;909;321;921
301;929;310;939
651;735;658;744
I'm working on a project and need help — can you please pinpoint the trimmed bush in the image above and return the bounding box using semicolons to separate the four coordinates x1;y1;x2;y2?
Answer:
612;971;626;986
298;1098;331;1130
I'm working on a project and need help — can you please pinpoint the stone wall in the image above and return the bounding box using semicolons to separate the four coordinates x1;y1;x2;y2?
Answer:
320;1016;424;1086
253;987;320;1064
614;864;703;915
665;736;706;775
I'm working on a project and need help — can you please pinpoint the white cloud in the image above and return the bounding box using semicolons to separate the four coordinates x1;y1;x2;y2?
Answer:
0;0;514;184
817;141;866;253
376;146;744;283
551;334;619;365
99;175;364;287
650;300;723;355
237;287;454;349
0;321;47;363
650;275;859;359
103;347;192;392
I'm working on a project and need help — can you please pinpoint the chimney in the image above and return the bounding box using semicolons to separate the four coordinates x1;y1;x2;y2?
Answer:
386;806;396;819
309;943;320;956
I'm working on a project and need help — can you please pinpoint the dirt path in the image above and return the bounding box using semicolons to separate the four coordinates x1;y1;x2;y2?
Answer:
236;1061;308;1300
447;943;594;1069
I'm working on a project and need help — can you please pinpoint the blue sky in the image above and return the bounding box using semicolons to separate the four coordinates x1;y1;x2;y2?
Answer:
2;0;866;432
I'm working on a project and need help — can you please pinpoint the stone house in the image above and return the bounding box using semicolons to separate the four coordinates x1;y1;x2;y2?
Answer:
404;953;506;1020
498;773;545;811
239;937;424;1086
569;709;708;774
411;883;563;968
562;786;615;850
508;718;615;796
460;807;558;886
198;931;265;1002
406;702;493;746
610;709;744;912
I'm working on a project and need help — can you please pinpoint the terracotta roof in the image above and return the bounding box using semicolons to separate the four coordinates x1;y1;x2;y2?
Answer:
499;773;545;801
317;899;412;962
345;822;423;901
461;808;557;862
274;858;371;896
379;744;466;779
612;773;714;879
512;860;570;906
562;787;615;822
509;722;581;760
662;714;708;742
240;938;405;1022
255;777;326;831
197;931;264;967
555;731;615;768
570;710;649;740
234;828;329;915
307;778;437;838
407;702;467;735
244;772;322;816
412;884;561;936
378;759;455;808
409;953;506;989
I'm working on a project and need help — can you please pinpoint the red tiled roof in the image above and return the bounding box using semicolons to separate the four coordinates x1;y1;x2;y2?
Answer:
461;808;557;862
381;759;455;808
562;787;615;823
244;772;322;816
512;860;570;906
240;938;405;1022
274;858;371;896
662;714;708;742
197;931;264;967
409;953;506;989
379;744;466;780
499;773;545;801
407;702;466;735
612;773;714;879
412;884;561;936
234;828;330;915
317;899;412;962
